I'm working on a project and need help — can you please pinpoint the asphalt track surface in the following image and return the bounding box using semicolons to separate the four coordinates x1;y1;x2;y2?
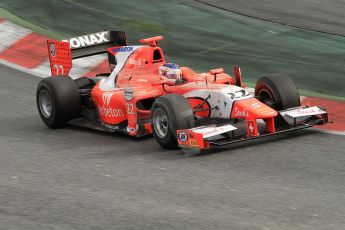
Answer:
1;63;345;229
195;0;345;36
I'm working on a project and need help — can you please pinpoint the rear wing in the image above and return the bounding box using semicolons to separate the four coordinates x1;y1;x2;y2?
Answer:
47;31;127;76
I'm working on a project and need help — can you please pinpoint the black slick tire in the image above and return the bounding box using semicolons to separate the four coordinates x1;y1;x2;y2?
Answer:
36;76;80;128
151;94;195;149
255;73;301;110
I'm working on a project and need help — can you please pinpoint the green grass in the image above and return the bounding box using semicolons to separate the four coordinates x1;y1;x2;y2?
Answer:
0;7;64;39
123;19;167;34
298;90;345;101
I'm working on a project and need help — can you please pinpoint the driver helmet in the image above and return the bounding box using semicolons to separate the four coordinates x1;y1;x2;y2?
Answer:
159;63;182;82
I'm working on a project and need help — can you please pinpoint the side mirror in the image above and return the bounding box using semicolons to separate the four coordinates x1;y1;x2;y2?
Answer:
209;68;224;75
209;68;224;82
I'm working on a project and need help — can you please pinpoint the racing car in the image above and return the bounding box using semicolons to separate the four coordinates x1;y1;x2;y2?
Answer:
36;30;328;152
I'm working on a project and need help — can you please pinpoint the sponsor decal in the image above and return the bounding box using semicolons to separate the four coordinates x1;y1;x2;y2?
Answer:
190;139;199;147
260;108;276;115
285;106;326;118
178;131;189;142
251;102;261;109
228;89;249;99
295;107;320;115
248;121;255;135
127;57;146;68
102;92;114;106
197;127;224;138
234;107;249;117
67;31;109;49
127;124;139;133
49;44;56;57
113;46;134;52
103;123;120;130
192;124;237;138
99;92;124;118
98;107;124;117
124;88;134;101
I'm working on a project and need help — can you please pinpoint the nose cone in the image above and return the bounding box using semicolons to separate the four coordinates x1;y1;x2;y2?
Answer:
231;98;278;119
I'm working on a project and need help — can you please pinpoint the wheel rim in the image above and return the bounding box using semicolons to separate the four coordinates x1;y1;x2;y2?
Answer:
38;90;52;118
258;89;275;108
153;108;169;139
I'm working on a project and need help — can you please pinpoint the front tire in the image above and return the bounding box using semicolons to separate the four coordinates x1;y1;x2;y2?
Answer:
36;76;80;128
151;94;195;149
255;73;300;110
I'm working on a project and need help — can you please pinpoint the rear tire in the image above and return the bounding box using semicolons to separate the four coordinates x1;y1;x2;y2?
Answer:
151;94;195;149
36;76;80;128
255;73;300;110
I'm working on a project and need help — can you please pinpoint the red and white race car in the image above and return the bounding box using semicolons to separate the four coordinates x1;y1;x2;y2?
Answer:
36;31;328;151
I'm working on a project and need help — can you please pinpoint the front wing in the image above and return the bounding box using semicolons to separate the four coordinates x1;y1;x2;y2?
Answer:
176;106;328;149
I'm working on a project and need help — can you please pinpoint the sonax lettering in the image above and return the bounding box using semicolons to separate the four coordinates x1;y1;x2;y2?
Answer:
68;32;109;49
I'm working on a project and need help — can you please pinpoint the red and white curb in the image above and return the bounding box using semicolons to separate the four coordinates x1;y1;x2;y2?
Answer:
301;97;345;135
0;17;109;79
0;17;344;135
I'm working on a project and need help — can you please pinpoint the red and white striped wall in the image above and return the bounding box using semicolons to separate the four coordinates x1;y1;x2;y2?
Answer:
0;17;109;79
0;17;344;134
